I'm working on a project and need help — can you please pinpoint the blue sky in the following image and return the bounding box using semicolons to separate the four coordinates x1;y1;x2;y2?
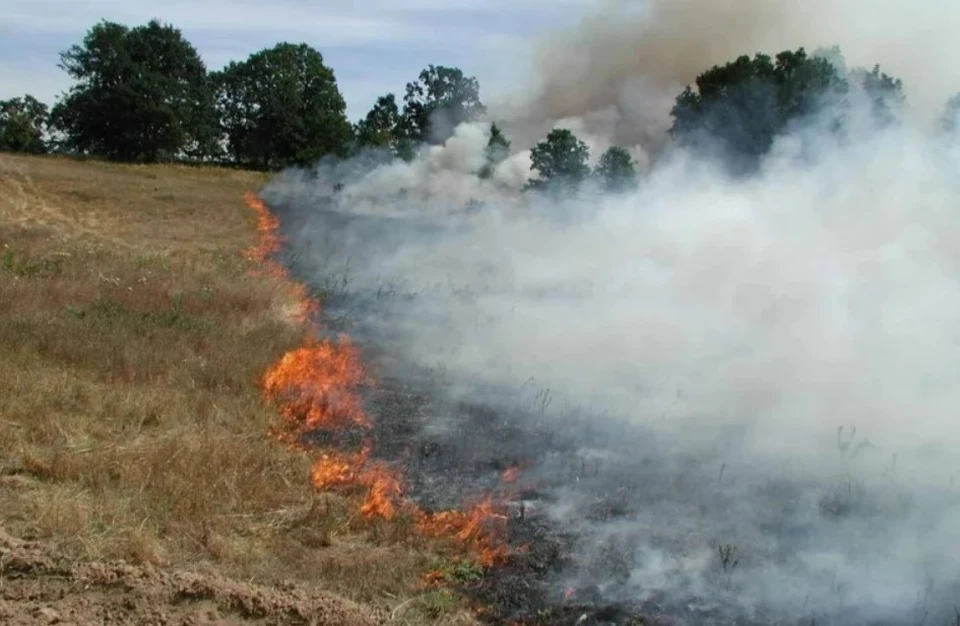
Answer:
0;1;588;121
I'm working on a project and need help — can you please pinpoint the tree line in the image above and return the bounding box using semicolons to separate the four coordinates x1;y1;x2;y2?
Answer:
1;19;957;194
0;19;493;171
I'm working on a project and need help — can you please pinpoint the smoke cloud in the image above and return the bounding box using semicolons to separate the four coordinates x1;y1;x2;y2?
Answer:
495;0;960;165
260;2;960;622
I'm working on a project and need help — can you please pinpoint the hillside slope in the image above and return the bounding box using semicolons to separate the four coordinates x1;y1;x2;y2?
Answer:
0;154;473;626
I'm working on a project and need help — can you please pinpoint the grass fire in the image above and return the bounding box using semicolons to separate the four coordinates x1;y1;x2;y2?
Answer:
247;190;517;575
4;1;960;624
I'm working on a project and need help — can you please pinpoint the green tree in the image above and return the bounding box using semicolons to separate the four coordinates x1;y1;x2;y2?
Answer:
941;92;960;135
669;47;848;171
212;43;353;170
402;65;485;144
856;64;904;127
812;45;847;74
594;146;638;193
354;93;414;161
525;128;590;195
50;19;217;162
479;122;510;179
355;93;402;148
0;95;48;153
811;47;903;130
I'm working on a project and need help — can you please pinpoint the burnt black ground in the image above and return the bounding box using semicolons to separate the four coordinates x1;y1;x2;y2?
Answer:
264;192;960;626
272;217;680;623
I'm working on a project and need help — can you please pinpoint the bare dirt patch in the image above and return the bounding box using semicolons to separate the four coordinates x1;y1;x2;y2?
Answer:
0;527;380;626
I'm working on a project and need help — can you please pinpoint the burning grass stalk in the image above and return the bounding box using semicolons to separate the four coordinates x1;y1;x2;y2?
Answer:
246;191;523;584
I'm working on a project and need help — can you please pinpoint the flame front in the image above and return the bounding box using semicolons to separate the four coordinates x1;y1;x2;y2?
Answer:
418;497;510;567
308;447;403;518
244;191;317;323
244;191;283;270
246;190;515;569
262;338;370;434
358;458;404;518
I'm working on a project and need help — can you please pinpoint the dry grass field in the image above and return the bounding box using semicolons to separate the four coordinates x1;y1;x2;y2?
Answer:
0;153;474;625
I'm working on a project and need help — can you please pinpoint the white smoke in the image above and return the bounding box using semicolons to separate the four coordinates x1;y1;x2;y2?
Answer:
278;122;960;457
260;1;960;620
264;115;960;620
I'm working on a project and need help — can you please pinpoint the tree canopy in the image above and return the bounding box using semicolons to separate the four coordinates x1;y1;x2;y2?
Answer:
941;92;960;135
354;93;415;161
401;65;485;144
0;95;48;154
355;94;402;149
594;146;638;193
669;48;848;171
479;122;511;179
525;128;591;195
353;64;487;160
212;43;353;170
50;19;217;162
856;64;904;127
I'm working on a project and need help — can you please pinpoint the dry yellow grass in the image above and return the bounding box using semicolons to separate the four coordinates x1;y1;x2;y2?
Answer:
0;153;476;625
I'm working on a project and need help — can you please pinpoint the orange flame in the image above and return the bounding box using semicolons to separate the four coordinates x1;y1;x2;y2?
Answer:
417;497;511;567
246;191;514;567
244;190;317;324
244;191;285;276
309;447;404;519
262;338;370;434
310;450;362;489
